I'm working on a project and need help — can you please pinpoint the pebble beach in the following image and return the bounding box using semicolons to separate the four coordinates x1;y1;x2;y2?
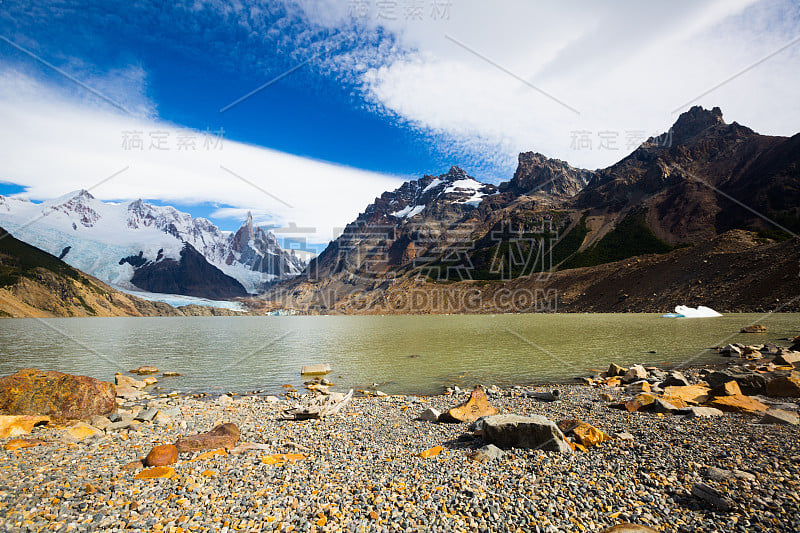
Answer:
2;363;800;533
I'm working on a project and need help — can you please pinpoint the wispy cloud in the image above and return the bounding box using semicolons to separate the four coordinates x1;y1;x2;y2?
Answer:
283;0;800;174
0;68;404;244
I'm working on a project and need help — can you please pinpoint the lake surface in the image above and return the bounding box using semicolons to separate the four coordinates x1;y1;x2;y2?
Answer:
0;314;797;395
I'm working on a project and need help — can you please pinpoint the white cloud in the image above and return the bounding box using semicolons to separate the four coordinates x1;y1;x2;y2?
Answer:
290;0;800;173
0;68;404;244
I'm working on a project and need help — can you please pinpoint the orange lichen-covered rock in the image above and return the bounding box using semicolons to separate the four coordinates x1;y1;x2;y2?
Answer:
709;380;742;398
144;444;178;467
443;386;498;423
0;415;50;438
708;394;769;414
662;384;710;405
417;446;443;459
4;438;46;451
572;422;610;448
261;453;306;465
0;369;115;420
623;393;657;412
189;448;228;462
134;466;175;479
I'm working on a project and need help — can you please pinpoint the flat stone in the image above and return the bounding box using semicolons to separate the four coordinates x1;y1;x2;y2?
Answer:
442;386;499;423
759;408;799;425
481;414;572;453
741;324;766;333
64;422;103;441
705;466;735;481
135;408;158;422
601;525;658;533
612;431;635;441
4;438;46;451
663;384;711;405
679;406;724;418
115;373;145;389
418;408;441;422
106;420;135;432
300;364;331;375
161;407;181;418
467;444;504;462
705;368;767;395
134;466;175;479
0;415;50;439
162;371;182;377
129;366;159;375
115;385;145;400
691;482;734;511
175;423;240;453
708;394;769;414
88;415;111;430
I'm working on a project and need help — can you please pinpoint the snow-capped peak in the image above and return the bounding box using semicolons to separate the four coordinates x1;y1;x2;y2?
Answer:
0;194;308;294
383;167;497;220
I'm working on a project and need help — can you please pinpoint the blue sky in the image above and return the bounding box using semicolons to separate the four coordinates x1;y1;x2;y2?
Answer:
1;0;799;244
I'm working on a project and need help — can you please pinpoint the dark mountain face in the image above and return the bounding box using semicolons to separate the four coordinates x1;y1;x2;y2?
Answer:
268;106;799;313
130;243;247;299
0;226;184;317
500;152;592;198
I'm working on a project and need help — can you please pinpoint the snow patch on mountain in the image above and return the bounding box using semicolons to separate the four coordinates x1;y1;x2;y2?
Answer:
0;191;306;294
382;167;497;220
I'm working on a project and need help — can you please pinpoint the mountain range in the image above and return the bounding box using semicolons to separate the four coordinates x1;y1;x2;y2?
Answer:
266;106;800;313
0;193;307;299
1;105;797;316
0;226;246;317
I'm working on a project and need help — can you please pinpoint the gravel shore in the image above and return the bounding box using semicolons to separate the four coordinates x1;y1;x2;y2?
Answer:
2;369;799;533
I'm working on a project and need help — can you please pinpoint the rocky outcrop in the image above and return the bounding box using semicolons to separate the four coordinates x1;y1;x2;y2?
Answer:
499;152;592;198
0;368;115;420
227;212;305;280
130;243;248;299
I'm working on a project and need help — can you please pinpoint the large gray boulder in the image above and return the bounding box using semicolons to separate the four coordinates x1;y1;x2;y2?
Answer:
481;414;572;453
705;368;767;395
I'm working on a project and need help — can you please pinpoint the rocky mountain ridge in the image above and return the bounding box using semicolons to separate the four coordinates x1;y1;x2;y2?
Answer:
266;106;800;314
0;192;307;298
0;226;247;317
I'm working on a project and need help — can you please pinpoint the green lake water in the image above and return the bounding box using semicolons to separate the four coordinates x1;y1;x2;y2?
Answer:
0;314;797;395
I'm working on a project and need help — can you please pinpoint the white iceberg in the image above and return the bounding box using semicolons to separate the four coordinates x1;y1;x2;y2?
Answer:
662;305;723;318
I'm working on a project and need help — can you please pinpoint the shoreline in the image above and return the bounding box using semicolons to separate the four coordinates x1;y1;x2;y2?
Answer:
2;341;800;532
